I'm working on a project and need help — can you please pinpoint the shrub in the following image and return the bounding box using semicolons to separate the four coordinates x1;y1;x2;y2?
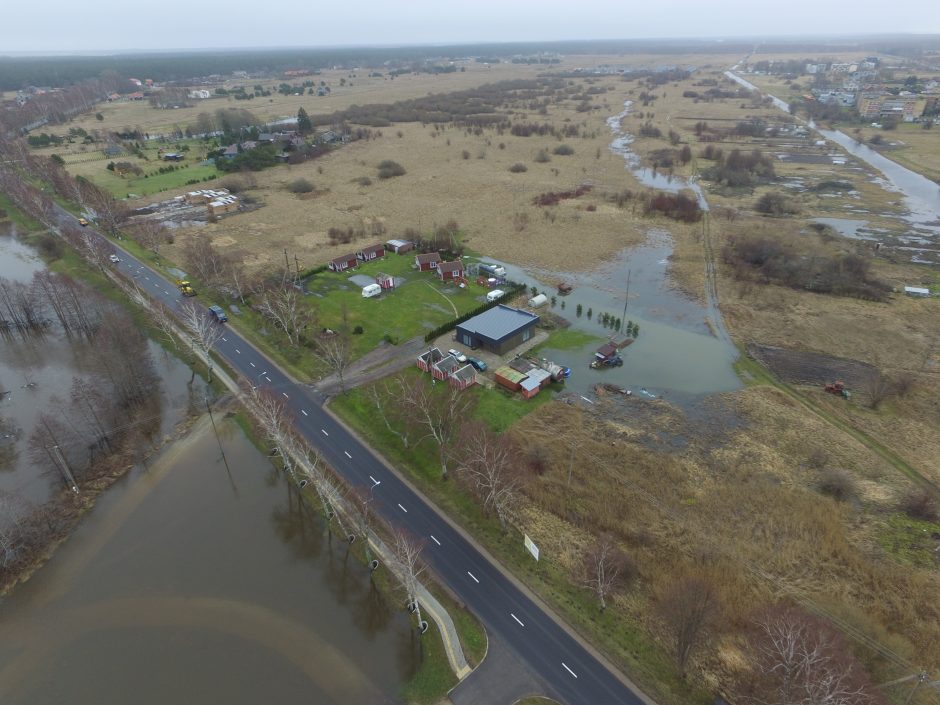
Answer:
377;160;406;179
354;176;372;186
553;144;574;156
900;490;938;522
509;163;528;173
288;177;315;194
817;469;857;502
755;191;799;216
353;325;365;335
461;150;471;160
534;149;551;163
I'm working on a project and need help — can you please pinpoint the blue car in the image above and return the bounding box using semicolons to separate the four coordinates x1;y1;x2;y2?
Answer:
467;357;487;372
208;305;228;323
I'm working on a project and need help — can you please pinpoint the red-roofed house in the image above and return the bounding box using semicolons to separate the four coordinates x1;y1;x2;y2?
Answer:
437;260;464;282
328;254;358;272
415;252;441;271
356;243;386;262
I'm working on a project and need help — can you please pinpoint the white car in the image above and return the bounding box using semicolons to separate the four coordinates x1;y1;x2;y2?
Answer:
109;254;120;263
447;348;467;363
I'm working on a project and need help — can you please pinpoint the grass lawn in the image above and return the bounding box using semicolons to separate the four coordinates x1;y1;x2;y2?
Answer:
304;254;490;358
531;328;602;353
75;161;219;198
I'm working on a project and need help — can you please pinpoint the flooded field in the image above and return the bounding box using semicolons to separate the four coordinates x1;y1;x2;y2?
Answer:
0;225;202;504
726;70;940;263
0;416;417;704
493;229;741;402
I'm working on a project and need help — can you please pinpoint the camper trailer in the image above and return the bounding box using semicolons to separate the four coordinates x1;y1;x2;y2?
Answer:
362;283;382;298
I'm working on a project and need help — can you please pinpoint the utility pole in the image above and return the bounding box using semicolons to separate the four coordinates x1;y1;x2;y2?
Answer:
49;445;79;493
620;269;631;334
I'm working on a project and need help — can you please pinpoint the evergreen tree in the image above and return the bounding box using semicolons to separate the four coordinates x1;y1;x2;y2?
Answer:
297;107;312;135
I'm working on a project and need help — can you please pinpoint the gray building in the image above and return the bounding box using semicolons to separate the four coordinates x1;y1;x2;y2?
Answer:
454;305;539;355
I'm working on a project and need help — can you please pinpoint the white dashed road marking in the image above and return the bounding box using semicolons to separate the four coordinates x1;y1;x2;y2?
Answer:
282;392;289;399
344;451;352;459
222;337;228;342
467;571;479;584
235;349;241;354
562;663;578;679
397;503;407;513
249;362;255;368
321;428;328;436
369;475;380;485
430;535;441;546
301;409;308;416
511;613;525;627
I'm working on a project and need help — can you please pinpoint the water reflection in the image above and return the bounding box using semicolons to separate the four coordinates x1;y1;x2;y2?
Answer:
0;419;415;705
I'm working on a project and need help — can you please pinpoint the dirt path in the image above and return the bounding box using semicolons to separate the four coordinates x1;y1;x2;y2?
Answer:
314;334;430;396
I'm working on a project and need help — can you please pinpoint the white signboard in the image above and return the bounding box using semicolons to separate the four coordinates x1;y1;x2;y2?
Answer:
524;534;540;562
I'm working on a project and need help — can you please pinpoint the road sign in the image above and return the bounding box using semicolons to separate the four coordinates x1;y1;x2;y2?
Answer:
524;534;540;562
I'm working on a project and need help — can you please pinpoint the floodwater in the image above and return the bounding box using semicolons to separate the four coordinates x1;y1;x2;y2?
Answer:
0;417;417;704
607;101;710;210
0;225;203;504
725;70;940;255
487;230;742;402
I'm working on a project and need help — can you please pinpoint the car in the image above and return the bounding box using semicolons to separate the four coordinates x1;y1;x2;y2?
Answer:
466;356;487;372
208;305;228;323
78;218;89;227
108;254;120;263
447;348;467;363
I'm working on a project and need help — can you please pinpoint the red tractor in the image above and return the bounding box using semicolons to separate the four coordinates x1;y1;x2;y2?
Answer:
824;380;850;399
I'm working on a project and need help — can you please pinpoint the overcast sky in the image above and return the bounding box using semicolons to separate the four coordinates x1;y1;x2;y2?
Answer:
3;0;938;53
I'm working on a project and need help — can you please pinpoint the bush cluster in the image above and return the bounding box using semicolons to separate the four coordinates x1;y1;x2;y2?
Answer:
723;235;890;301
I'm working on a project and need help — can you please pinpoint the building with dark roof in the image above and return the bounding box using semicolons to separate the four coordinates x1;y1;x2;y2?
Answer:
455;305;539;355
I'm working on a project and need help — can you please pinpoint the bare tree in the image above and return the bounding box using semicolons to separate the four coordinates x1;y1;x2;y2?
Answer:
657;572;721;677
582;534;633;610
455;422;523;531
740;605;879;705
316;331;353;394
864;368;893;409
129;288;179;350
392;376;471;479
367;376;411;448
391;528;428;634
253;279;312;347
179;301;224;383
78;178;127;235
126;220;171;258
182;237;227;291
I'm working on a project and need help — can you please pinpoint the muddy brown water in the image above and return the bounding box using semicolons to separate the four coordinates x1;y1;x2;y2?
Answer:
0;226;204;504
0;417;416;704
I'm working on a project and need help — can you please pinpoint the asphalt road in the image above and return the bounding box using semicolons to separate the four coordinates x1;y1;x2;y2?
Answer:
64;211;648;705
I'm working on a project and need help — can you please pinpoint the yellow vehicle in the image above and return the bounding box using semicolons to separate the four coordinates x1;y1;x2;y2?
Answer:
78;218;89;226
175;279;197;297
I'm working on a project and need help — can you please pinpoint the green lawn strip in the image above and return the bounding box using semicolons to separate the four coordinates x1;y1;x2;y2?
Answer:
399;619;458;705
735;347;937;495
531;328;602;353
330;381;705;705
0;192;43;231
304;255;489;359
